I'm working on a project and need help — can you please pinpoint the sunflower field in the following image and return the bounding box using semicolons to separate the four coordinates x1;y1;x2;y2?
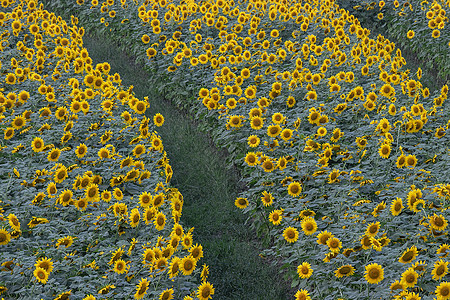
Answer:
0;1;213;299
3;0;450;299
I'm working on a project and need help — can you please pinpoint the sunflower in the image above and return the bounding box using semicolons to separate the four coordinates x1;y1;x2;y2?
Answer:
297;262;313;279
34;267;49;284
244;152;258;166
405;155;417;168
154;212;166;231
47;148;61;162
197;282;214;300
4;127;14;140
82;295;96;300
399;245;418;264
56;236;74;248
190;244;203;261
390;198;403;216
31;137;45;152
113;259;128;274
327;237;342;253
301;217;317;235
269;209;283;225
283;226;299;243
129;208;140;228
7;214;20;231
153;113;164;127
75;198;88;211
159;288;173;300
401;268;418;288
54;291;72;300
153;193;164;208
317;230;333;245
407;30;415;39
335;265;355;278
396;155;406;168
261;159;275;172
435;281;450;300
180;255;196;275
432;260;449;280
390;280;405;292
54;166;68;183
378;143;391;159
365;222;380;237
98;147;110;159
261;191;273;206
134;278;149;300
247;135;260;147
58;190;73;207
364;263;384;284
429;214;448;231
294;289;311;300
250;116;264;130
0;229;11;245
12;116;26;130
287;181;302;197
139;192;152;208
34;257;53;275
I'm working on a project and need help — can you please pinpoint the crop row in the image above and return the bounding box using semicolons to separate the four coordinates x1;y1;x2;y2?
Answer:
0;1;213;299
43;0;450;299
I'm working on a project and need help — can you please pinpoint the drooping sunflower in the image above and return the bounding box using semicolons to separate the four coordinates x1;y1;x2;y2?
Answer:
334;265;355;278
432;259;449;280
134;278;149;300
399;245;418;264
283;226;299;243
364;263;384;284
297;262;313;279
197;281;214;300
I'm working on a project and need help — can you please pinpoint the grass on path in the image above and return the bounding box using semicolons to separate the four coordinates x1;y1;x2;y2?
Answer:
83;34;294;300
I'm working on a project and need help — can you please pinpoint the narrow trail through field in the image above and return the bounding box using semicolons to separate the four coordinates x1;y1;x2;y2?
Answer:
83;34;293;300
